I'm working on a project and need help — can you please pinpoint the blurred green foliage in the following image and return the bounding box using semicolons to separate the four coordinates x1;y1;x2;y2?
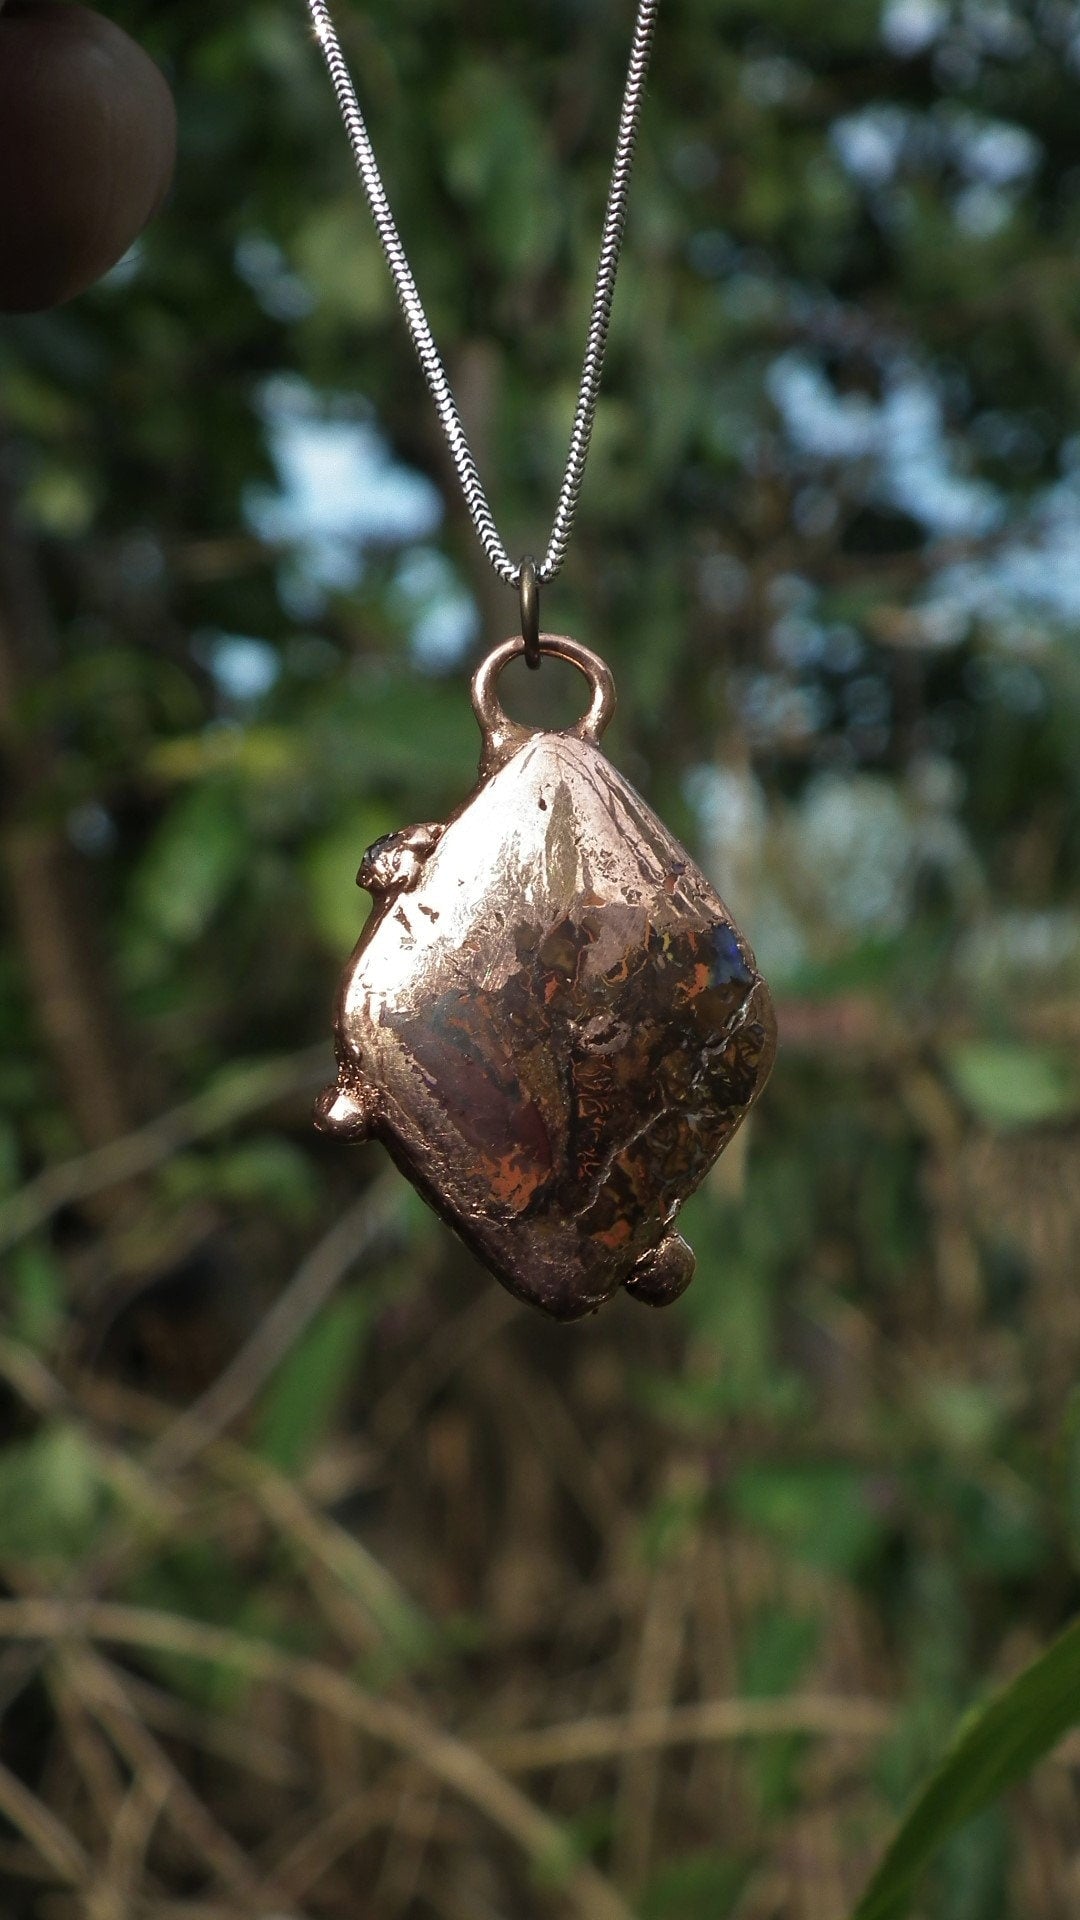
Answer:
3;0;1080;1915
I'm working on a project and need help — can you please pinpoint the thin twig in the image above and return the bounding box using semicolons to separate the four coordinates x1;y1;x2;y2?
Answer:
76;1361;427;1659
147;1179;400;1475
116;1667;307;1789
0;1296;427;1689
88;1766;170;1920
483;1693;895;1771
613;1544;690;1886
258;1785;410;1900
0;1598;635;1920
0;1755;88;1885
62;1643;271;1902
0;1043;330;1253
0;1185;399;1625
370;1285;520;1451
224;1448;432;1659
47;1665;129;1838
138;1908;279;1920
0;451;137;1162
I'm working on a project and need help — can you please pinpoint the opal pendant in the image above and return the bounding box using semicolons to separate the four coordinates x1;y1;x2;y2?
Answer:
315;634;776;1319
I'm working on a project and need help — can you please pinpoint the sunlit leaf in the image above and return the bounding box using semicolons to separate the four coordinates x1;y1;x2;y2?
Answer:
294;200;393;326
129;782;248;944
944;1041;1080;1129
0;1424;107;1562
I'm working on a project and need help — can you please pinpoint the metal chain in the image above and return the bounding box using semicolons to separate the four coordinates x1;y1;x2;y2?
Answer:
304;0;659;590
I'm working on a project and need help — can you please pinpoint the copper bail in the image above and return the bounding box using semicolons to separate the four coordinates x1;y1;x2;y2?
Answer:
519;556;541;670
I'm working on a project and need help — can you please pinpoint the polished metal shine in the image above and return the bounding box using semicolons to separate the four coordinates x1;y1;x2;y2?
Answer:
316;639;777;1318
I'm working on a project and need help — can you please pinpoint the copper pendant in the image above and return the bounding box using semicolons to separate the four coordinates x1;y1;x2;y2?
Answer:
315;634;776;1319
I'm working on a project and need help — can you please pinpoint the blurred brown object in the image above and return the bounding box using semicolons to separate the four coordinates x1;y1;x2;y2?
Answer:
0;0;175;311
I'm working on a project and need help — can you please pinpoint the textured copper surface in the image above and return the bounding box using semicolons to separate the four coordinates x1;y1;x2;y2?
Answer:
316;635;776;1319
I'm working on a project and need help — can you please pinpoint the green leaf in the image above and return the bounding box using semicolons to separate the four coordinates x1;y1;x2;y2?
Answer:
305;802;396;954
850;1613;1080;1920
530;1804;613;1892
294;201;393;326
944;1041;1080;1129
440;62;560;275
23;462;97;536
729;1463;886;1575
639;1477;708;1565
933;1809;1009;1920
255;1288;374;1473
148;724;296;786
0;1424;107;1562
914;1378;1003;1457
1063;1388;1080;1571
642;1848;749;1919
9;1242;65;1352
311;674;479;787
163;1137;318;1225
129;782;248;946
128;1542;296;1710
740;1607;819;1698
740;1607;822;1812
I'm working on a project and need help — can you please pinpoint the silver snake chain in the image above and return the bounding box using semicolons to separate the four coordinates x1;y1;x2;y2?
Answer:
304;0;660;592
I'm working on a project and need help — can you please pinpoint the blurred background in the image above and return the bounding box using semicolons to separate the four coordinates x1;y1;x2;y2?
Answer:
3;0;1080;1914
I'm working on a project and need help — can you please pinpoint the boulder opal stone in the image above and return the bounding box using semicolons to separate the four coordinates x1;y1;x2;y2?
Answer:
316;636;776;1319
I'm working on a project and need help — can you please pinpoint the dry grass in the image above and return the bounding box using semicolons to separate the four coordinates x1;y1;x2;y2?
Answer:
3;1040;1080;1919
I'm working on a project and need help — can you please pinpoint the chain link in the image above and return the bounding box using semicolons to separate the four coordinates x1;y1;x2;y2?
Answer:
304;0;659;590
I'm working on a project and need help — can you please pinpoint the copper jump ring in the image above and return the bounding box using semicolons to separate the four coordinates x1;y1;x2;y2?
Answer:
471;633;617;763
519;556;541;670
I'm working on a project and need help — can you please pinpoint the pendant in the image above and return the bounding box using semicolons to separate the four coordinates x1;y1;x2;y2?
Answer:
315;634;776;1319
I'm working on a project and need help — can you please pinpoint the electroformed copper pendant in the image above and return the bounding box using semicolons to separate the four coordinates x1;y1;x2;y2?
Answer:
315;634;777;1319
